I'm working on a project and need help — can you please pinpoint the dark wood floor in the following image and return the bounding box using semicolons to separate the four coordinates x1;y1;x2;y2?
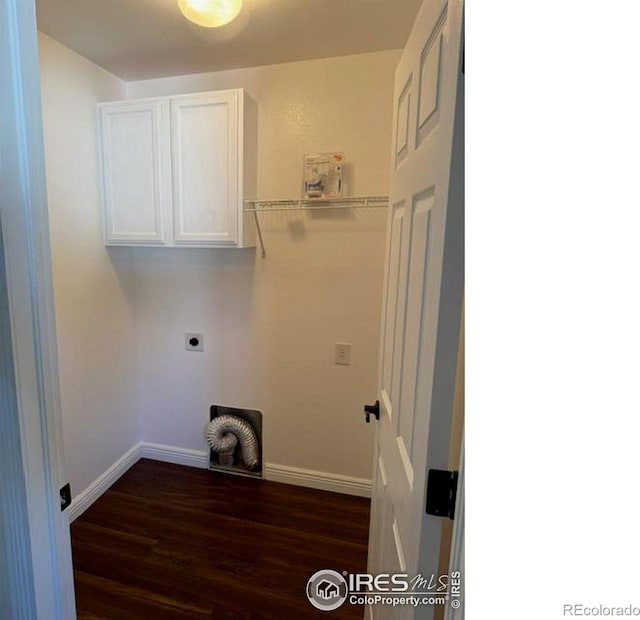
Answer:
71;459;370;619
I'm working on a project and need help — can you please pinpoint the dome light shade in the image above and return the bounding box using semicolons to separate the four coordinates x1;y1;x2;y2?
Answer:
178;0;243;28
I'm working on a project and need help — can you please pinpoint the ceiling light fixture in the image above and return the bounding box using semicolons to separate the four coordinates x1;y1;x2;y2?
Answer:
178;0;243;28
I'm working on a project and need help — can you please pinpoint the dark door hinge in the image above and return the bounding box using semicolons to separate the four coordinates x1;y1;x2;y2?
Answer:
425;469;459;520
60;483;71;512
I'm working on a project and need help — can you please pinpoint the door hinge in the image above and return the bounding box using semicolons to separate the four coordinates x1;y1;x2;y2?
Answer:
60;483;71;512
425;469;458;520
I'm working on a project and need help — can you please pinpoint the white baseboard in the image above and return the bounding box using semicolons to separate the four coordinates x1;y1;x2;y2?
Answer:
67;443;369;523
264;463;372;498
139;442;209;469
139;446;370;498
67;443;141;522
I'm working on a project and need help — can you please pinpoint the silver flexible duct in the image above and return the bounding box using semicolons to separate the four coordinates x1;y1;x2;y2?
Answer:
208;425;238;466
206;414;260;470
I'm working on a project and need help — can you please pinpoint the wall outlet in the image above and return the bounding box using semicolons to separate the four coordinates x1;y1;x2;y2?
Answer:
185;332;204;352
335;342;352;366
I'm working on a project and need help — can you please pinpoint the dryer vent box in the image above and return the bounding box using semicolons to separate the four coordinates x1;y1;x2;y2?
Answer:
209;404;263;479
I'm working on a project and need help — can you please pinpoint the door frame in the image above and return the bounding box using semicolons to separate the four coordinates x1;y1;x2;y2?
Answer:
0;0;76;618
443;442;464;620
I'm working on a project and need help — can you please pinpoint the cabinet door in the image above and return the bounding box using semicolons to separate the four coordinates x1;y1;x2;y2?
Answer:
99;100;168;245
170;92;239;245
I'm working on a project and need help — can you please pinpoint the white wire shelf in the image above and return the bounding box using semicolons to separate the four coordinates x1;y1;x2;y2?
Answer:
244;195;388;258
244;195;388;213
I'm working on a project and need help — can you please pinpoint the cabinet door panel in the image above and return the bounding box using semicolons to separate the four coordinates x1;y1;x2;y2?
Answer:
171;93;238;245
100;101;167;244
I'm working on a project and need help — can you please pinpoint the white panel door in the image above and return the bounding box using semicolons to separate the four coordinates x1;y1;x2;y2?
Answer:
170;91;239;245
367;0;464;618
100;100;168;244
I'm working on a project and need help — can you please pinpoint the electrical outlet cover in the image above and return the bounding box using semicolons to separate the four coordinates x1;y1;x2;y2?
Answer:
185;332;204;352
335;342;352;366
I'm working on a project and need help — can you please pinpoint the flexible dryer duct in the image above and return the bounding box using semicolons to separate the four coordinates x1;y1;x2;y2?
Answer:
206;414;260;470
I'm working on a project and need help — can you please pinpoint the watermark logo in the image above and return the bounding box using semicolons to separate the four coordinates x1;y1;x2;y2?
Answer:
305;570;462;611
564;604;640;616
306;569;349;611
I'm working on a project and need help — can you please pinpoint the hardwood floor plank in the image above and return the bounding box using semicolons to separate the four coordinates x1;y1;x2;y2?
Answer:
71;459;370;619
74;571;213;619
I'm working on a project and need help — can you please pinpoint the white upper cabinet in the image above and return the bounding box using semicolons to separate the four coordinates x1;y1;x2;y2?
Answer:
98;89;256;248
170;91;237;245
99;99;168;244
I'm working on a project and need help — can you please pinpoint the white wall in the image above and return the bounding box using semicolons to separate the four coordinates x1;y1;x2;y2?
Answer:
38;33;139;497
38;41;399;490
128;50;400;480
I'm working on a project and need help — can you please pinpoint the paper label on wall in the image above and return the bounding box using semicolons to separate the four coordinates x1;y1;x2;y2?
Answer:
303;153;344;199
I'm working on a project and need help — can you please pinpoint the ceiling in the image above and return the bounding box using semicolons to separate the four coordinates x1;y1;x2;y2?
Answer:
35;0;422;81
